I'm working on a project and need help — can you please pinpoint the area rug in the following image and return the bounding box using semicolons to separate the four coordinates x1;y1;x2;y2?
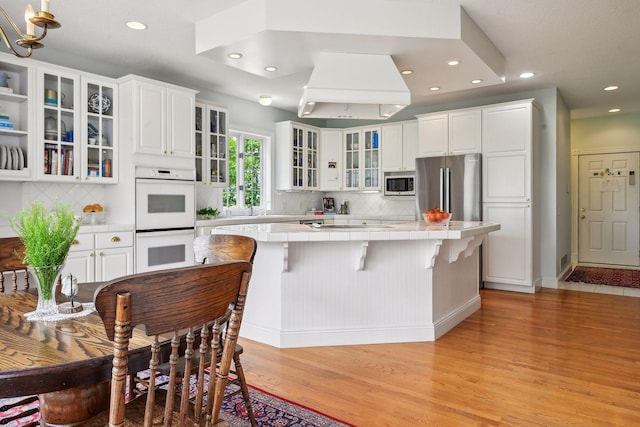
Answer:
565;266;640;288
0;384;355;427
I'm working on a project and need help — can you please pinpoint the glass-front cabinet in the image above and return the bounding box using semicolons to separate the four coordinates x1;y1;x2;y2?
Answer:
37;68;79;181
274;121;319;190
36;67;117;183
344;130;360;189
344;127;380;190
0;56;31;181
195;102;228;186
81;76;117;182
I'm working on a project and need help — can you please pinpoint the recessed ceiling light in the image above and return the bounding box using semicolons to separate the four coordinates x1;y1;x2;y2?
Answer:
447;60;460;66
519;72;535;79
471;79;483;84
258;95;272;106
228;52;243;59
264;66;278;72
604;85;619;91
609;108;621;113
126;21;147;30
429;86;440;91
401;70;413;75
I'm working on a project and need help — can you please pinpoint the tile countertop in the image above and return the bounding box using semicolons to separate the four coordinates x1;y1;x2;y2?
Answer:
212;221;500;242
0;224;134;238
196;214;415;227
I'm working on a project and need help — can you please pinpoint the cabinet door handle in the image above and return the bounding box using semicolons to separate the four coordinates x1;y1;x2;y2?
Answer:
72;239;79;245
90;252;95;257
111;236;121;242
99;252;104;256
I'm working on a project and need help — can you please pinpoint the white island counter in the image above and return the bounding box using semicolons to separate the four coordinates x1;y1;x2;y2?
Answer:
213;221;499;348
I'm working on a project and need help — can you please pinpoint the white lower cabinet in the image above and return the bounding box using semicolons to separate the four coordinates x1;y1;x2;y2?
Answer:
483;203;538;292
63;231;134;283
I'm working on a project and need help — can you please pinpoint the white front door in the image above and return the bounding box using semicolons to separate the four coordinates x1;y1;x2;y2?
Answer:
578;152;639;266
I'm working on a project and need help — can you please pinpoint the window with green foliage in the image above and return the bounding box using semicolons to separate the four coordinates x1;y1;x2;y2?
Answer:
223;132;264;209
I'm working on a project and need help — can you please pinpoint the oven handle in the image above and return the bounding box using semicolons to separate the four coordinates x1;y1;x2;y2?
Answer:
135;178;195;185
136;227;195;234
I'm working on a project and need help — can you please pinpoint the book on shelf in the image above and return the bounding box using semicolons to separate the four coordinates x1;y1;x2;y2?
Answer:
50;149;58;175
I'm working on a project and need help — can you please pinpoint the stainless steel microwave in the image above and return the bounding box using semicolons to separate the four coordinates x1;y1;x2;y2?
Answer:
384;173;415;196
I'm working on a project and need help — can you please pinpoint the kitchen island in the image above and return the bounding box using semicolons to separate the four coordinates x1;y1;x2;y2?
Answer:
213;221;499;348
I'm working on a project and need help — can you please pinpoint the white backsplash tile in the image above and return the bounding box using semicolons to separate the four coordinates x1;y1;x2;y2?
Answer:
22;182;105;217
325;192;416;217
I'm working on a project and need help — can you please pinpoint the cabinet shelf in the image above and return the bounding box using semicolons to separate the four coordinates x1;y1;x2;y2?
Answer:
0;128;27;136
0;92;27;103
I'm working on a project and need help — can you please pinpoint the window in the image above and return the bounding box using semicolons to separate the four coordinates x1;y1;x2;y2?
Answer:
223;131;267;211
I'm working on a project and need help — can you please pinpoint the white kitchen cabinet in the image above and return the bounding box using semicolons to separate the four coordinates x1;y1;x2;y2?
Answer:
416;108;481;157
0;54;32;181
195;102;228;186
63;231;134;283
118;75;197;166
320;128;342;190
381;120;418;172
36;66;81;181
344;126;381;190
275;121;319;190
80;75;118;183
482;100;535;203
482;99;540;293
483;203;537;290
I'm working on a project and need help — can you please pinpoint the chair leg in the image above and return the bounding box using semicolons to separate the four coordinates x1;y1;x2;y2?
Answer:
0;395;39;426
233;353;257;427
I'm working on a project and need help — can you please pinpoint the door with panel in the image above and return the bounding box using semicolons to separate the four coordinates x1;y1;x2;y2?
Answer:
578;152;639;266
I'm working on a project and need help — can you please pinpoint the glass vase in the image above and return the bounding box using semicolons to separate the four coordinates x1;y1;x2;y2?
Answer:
28;264;64;317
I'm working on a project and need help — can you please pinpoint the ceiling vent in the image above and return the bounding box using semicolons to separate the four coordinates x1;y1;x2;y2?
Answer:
298;53;411;120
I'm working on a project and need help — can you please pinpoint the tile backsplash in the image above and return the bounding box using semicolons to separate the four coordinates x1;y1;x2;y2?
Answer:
22;182;106;216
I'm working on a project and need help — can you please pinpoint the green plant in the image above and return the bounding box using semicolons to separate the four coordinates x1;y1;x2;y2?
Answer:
10;201;79;300
197;207;220;218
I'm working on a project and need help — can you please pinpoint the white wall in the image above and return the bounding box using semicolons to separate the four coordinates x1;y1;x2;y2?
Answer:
572;113;640;151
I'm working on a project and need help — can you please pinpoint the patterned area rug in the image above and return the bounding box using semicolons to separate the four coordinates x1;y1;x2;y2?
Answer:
0;383;354;427
565;266;640;288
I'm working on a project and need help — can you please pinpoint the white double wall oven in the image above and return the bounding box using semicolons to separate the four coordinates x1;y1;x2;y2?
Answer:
135;167;196;273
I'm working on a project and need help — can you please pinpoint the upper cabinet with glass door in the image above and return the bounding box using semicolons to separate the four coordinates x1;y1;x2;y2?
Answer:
274;121;319;191
36;67;80;181
195;102;228;186
344;127;380;190
0;54;32;181
81;76;117;183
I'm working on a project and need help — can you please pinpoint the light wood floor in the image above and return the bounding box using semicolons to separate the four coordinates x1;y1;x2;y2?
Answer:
239;288;640;426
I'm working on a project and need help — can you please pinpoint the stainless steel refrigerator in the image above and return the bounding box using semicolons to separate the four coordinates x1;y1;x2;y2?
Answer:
415;154;482;221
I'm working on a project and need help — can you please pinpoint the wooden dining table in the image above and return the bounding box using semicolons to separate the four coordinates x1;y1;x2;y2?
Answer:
0;283;157;425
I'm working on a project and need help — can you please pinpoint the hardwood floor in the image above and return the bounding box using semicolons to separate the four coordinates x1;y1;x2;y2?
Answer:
239;288;640;426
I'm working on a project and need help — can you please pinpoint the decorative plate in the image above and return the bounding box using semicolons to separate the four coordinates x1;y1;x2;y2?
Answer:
88;93;111;114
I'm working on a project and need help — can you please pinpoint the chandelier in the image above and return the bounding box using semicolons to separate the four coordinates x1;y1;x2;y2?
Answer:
0;0;60;58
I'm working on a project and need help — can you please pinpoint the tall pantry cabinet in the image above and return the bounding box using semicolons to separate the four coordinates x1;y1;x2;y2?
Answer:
482;99;540;293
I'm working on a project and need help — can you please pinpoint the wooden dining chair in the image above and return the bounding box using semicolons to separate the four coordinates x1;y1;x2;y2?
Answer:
87;261;253;426
0;236;30;292
0;237;39;427
130;235;259;427
191;234;258;426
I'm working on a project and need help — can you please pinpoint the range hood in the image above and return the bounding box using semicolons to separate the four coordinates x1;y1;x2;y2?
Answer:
298;53;411;120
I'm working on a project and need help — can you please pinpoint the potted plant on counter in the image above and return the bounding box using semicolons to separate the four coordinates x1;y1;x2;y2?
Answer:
10;201;80;318
197;207;220;220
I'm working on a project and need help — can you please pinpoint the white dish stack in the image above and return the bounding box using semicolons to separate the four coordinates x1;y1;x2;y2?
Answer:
0;145;25;170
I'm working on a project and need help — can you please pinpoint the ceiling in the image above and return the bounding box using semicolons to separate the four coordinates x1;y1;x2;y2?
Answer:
4;0;640;120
